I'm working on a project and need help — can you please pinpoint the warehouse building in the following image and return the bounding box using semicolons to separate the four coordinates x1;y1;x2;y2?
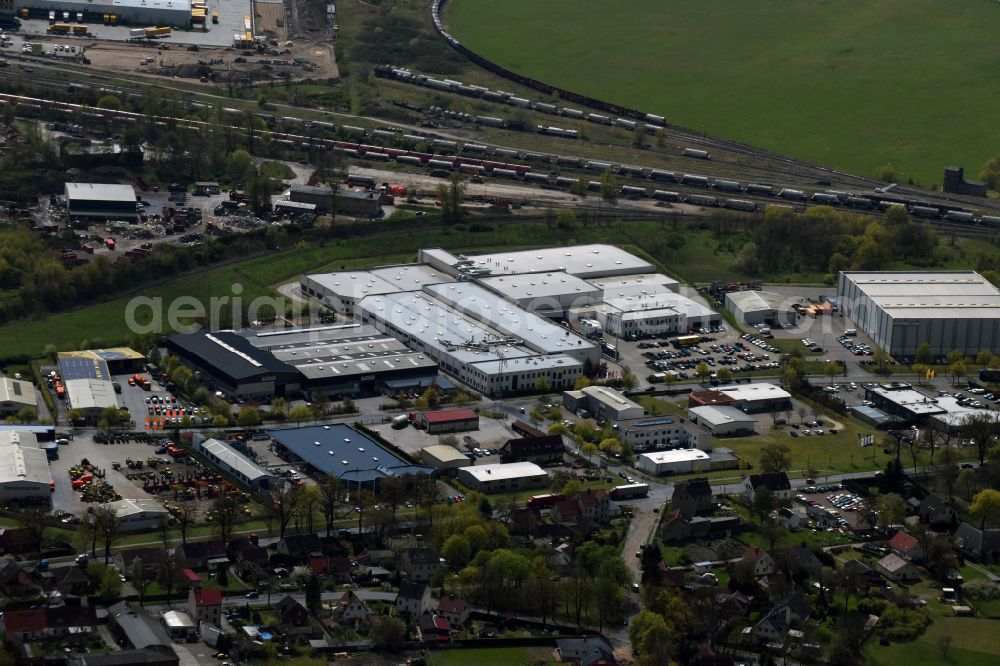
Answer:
58;348;144;420
588;273;680;296
456;462;548;494
477;272;602;315
289;185;383;217
58;348;145;377
0;431;52;505
65;183;138;221
714;383;792;413
419;244;654;280
359;287;593;397
17;0;193;28
0;378;37;417
725;291;796;327
615;416;712;452
862;382;976;432
246;324;440;398
63;378;119;420
499;434;565;464
837;271;1000;357
562;385;645;421
195;438;278;490
101;498;171;532
688;405;757;436
267;424;433;491
419;445;472;471
415;408;479;434
637;449;711;476
300;265;453;316
165;331;300;399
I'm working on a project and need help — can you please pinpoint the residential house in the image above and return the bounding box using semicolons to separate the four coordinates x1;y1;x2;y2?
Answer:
753;609;790;641
188;587;223;625
918;494;955;529
0;557;34;596
740;473;792;502
782;546;823;578
357;548;393;565
692;645;736;666
844;559;885;588
436;597;470;627
276;595;311;628
556;636;617;665
53;564;92;596
399;548;442;583
552;499;582;525
228;536;268;565
954;522;1000;562
176;539;227;571
771;593;811;624
181;569;202;590
499;435;565;464
578;489;612;524
876;553;919;582
418;613;452;645
888;530;924;561
114;546;163;576
657;562;686;588
0;608;47;643
715;590;751;618
308;556;353;584
277;533;324;558
778;506;808;531
396;582;431;618
660;510;740;543
0;528;41;556
754;593;811;641
742;546;776;577
69;647;179;666
548;543;573;570
108;601;173;650
332;589;370;623
671;478;713;518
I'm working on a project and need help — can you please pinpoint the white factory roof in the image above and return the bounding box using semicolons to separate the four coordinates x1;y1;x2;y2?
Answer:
304;264;453;301
932;396;984;427
460;461;548;482
868;386;945;416
0;432;50;486
689;405;756;426
717;383;791;403
639;449;710;465
467;244;653;278
105;498;170;519
423;282;596;355
200;438;273;481
726;290;793;313
477;271;602;304
842;271;1000;319
577;385;643;411
0;378;36;408
589;273;680;297
161;610;196;630
65;182;136;203
64;378;118;411
471;354;582;375
603;291;715;319
421;445;469;464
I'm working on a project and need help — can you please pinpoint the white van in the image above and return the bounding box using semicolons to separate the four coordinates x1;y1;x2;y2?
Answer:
844;329;857;336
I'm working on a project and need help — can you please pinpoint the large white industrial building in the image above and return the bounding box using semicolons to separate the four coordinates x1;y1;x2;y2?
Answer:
64;183;139;221
725;291;796;327
477;272;602;315
420;244;654;280
562;385;645;421
637;449;711;476
0;432;52;504
12;0;192;28
457;462;549;493
688;405;757;436
359;283;597;397
0;378;37;417
195;438;279;490
300;264;455;317
837;271;1000;357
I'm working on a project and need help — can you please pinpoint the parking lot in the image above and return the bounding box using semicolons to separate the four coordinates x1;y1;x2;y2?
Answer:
794;482;868;530
372;418;519;462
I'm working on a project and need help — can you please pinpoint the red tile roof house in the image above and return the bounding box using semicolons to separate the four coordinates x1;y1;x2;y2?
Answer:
552;499;583;525
331;589;370;623
742;546;776;577
308;556;353;584
888;530;925;561
418;613;452;645
0;608;47;644
188;587;223;626
436;597;470;627
181;569;202;589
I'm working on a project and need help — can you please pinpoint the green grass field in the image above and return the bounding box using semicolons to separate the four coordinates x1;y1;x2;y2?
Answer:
866;617;1000;666
447;0;1000;185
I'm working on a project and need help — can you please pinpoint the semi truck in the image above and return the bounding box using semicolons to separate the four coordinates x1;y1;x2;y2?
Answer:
609;483;650;501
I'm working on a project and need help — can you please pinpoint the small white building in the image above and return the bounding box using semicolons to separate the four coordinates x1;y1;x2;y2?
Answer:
0;378;37;416
420;445;472;470
688;405;757;435
101;498;171;532
717;383;792;413
725;291;796;327
0;431;52;504
64;378;119;420
637;449;710;476
195;437;278;490
563;385;645;421
615;416;712;451
457;462;549;494
160;610;197;641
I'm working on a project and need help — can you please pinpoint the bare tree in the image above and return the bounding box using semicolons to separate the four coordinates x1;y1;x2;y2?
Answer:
158;552;183;604
271;481;303;539
174;504;198;545
129;556;151;606
91;505;122;564
318;476;344;537
960;411;1000;464
213;495;241;543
